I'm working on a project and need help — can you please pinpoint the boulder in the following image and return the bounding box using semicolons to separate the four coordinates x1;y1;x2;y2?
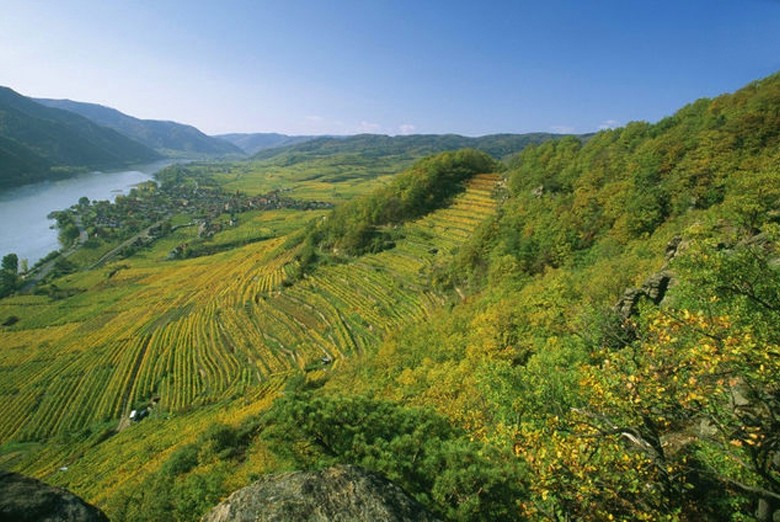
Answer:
0;471;109;522
664;235;683;262
201;465;439;522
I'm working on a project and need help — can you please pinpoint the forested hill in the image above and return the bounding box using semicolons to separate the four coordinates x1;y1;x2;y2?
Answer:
0;87;161;188
36;98;243;157
452;71;780;281
214;132;316;155
326;71;780;520
302;149;499;257
251;132;570;163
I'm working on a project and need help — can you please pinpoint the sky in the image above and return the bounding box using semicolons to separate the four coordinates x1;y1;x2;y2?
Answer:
1;1;779;136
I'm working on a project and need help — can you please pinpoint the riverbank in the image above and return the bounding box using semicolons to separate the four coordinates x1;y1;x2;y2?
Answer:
14;163;333;293
0;161;176;265
19;216;88;293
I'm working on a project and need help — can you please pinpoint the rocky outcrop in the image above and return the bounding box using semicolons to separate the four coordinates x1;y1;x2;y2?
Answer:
614;236;683;321
664;235;683;262
614;271;673;320
0;471;109;522
201;465;439;522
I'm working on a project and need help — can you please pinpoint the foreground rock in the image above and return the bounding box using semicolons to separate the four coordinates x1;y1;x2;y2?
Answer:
202;465;439;522
0;471;109;522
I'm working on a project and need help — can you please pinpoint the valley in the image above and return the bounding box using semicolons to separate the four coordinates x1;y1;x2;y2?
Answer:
0;74;778;521
0;147;513;520
0;163;500;440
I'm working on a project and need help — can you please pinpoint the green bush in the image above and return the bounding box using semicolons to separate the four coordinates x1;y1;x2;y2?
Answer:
260;393;528;520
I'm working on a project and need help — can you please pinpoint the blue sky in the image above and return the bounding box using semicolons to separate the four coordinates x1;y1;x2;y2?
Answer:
1;1;778;136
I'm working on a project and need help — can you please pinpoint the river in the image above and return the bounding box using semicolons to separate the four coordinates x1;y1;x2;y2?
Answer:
0;161;174;265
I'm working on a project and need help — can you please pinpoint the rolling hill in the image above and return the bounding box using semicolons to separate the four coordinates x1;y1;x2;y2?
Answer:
0;73;779;521
251;132;569;163
0;87;161;188
36;98;243;157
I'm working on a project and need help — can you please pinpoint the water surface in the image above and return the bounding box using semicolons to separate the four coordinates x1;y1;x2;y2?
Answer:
0;161;172;264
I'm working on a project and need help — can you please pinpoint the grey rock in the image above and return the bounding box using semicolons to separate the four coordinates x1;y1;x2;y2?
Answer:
614;271;673;320
642;271;672;305
615;288;643;320
664;235;683;262
201;465;439;522
0;471;109;522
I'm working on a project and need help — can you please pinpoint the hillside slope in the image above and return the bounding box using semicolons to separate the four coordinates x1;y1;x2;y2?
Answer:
36;98;242;157
0;87;161;188
0;154;505;520
0;73;778;521
321;72;780;521
0;170;500;443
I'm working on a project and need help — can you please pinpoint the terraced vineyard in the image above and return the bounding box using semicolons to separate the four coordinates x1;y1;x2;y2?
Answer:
0;375;288;506
0;173;501;445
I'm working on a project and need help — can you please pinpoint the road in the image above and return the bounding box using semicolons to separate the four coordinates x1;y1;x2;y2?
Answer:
20;216;88;292
20;217;166;292
89;219;168;269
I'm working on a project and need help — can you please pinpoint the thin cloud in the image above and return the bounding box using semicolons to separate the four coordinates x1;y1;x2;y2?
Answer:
358;121;382;133
598;119;620;130
398;123;416;135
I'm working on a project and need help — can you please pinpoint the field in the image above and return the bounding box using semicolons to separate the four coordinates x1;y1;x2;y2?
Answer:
0;164;501;505
206;155;404;202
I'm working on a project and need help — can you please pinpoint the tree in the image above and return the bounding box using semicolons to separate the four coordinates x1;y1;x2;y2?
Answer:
2;253;18;273
261;393;528;520
517;232;780;521
312;149;499;256
0;253;19;298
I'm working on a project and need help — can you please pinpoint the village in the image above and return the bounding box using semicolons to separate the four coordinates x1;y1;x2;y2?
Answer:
47;168;333;264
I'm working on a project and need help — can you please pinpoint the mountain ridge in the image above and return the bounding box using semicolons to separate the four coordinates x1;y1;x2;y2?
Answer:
35;98;243;157
0;86;161;188
250;131;573;163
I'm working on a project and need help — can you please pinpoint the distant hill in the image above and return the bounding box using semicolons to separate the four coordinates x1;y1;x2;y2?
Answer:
0;86;161;189
251;132;569;163
36;98;243;157
215;132;316;155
